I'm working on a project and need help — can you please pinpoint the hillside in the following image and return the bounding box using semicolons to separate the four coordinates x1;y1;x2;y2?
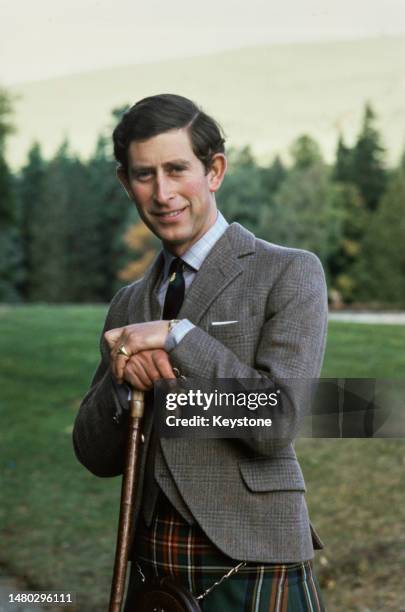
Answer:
8;36;405;168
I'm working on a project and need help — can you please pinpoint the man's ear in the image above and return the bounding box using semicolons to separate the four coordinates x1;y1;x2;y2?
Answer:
208;153;227;193
116;166;134;200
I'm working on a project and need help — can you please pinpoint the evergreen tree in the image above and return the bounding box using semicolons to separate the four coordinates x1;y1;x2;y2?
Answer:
330;105;387;300
334;135;353;183
86;134;133;300
219;147;270;235
353;160;405;304
290;135;322;170
17;142;46;300
63;156;107;302
328;183;369;302
0;89;14;144
29;141;72;301
0;88;23;302
352;103;387;211
261;147;343;281
261;155;286;199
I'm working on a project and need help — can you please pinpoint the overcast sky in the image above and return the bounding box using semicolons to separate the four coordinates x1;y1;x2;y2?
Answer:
1;0;405;84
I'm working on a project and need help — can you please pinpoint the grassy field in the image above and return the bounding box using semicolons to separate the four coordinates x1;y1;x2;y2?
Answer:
0;305;404;610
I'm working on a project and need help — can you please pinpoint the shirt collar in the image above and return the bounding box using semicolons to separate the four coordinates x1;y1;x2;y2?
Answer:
162;211;229;279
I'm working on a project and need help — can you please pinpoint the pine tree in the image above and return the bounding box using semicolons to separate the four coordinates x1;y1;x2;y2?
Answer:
0;88;23;302
261;155;286;197
334;135;353;183
353;160;405;304
17;142;46;300
29;141;73;301
290;135;322;170
86;134;133;300
219;147;269;235
262;149;343;281
352;103;387;211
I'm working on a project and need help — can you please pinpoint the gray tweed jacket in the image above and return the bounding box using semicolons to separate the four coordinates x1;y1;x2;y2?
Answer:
73;223;328;563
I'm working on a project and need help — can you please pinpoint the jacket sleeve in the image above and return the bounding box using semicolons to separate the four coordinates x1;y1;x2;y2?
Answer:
72;286;131;477
168;251;328;455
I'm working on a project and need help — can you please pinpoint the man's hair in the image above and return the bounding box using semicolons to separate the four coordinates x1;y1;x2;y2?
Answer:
112;94;226;175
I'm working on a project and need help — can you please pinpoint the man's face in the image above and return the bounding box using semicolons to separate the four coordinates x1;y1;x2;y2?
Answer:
119;128;226;256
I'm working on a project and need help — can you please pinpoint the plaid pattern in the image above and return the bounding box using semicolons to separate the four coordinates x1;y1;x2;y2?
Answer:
126;497;325;612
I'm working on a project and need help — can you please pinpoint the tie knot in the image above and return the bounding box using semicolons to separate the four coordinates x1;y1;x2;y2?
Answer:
169;258;183;272
168;258;184;282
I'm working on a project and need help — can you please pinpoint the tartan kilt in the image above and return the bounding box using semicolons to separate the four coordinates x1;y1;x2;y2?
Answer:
125;495;326;612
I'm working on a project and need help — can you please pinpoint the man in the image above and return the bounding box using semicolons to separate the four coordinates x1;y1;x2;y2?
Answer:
73;94;328;611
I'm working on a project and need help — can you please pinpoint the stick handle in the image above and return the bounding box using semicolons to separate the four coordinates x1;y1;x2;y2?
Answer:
109;390;145;612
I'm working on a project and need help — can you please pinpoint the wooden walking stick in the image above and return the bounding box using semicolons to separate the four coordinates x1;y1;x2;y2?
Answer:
109;389;145;612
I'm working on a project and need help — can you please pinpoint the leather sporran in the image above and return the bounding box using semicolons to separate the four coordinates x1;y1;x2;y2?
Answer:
135;577;202;612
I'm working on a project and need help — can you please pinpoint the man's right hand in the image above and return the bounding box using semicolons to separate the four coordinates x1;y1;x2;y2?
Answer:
121;349;176;391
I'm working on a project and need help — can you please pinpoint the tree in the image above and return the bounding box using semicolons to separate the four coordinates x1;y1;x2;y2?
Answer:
219;146;270;235
0;89;14;148
17;142;46;300
330;105;387;300
0;88;23;302
334;135;353;183
261;148;343;281
353;162;405;304
351;103;387;211
327;183;369;302
118;222;159;281
85;134;133;300
260;155;286;201
290;135;322;170
29;141;72;301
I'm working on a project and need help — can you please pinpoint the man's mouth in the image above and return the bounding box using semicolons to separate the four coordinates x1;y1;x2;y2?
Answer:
153;206;188;220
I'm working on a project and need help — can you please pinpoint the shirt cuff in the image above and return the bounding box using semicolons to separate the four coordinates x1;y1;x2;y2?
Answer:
165;319;195;352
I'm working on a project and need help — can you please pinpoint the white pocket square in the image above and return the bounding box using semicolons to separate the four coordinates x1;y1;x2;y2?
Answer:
211;320;239;326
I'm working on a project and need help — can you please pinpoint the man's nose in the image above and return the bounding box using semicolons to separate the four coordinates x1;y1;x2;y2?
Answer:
153;175;174;204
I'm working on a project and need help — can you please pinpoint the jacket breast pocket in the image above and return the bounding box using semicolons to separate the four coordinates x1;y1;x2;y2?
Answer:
208;314;264;341
238;457;306;492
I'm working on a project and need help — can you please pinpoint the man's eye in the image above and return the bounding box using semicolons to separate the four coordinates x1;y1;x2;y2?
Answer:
135;171;152;181
168;166;186;174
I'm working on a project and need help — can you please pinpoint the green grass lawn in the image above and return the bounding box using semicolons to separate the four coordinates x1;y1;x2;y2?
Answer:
0;305;404;610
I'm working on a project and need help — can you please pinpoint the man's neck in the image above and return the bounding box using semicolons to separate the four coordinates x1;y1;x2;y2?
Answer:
163;211;219;258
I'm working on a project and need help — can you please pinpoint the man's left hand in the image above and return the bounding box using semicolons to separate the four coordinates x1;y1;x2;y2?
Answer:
105;321;170;383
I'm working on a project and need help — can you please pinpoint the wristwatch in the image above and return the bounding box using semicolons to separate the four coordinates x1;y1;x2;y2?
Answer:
168;319;180;332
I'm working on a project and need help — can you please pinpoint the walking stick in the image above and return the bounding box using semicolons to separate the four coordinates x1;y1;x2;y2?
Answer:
109;389;145;612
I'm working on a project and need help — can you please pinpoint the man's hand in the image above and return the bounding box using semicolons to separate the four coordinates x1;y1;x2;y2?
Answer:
104;321;170;383
121;348;176;391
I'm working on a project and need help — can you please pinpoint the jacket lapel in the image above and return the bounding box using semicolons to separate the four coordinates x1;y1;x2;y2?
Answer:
127;251;164;324
126;222;255;325
179;223;255;324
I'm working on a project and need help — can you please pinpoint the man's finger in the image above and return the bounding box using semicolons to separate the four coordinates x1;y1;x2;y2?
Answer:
152;350;176;379
104;327;125;349
123;369;151;392
114;353;130;384
109;332;128;382
124;360;153;390
135;352;161;382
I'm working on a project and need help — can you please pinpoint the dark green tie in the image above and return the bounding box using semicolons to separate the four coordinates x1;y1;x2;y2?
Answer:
162;258;185;319
143;258;185;523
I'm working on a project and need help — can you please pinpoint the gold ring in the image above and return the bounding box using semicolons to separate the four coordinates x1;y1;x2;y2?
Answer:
117;344;130;358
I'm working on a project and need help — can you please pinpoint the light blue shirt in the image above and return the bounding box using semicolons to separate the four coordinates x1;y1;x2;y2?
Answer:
159;210;229;351
120;211;229;406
